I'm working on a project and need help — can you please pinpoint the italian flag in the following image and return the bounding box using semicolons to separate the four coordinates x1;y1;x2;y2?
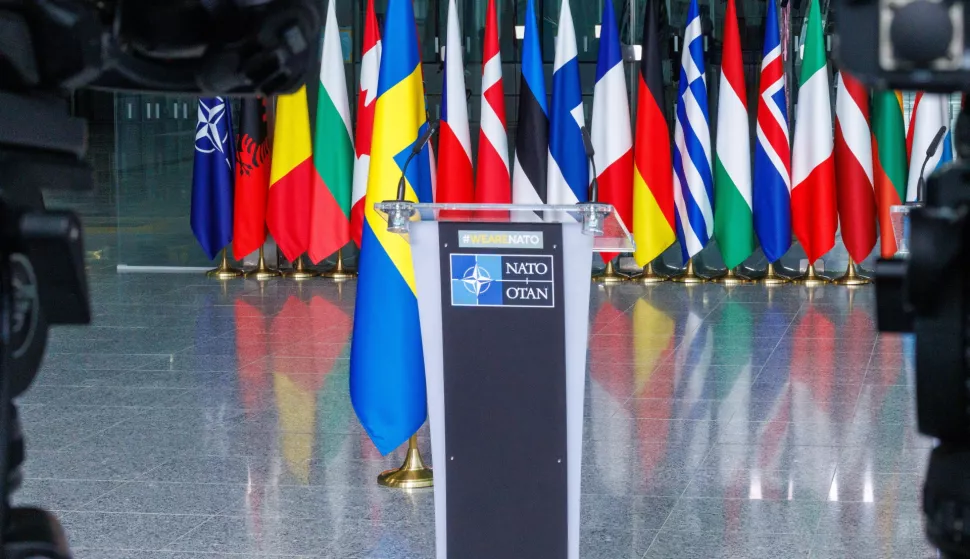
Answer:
308;0;354;264
713;0;754;270
791;0;838;264
871;90;908;257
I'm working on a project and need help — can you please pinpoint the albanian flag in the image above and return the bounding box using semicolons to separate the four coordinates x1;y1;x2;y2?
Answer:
233;97;272;260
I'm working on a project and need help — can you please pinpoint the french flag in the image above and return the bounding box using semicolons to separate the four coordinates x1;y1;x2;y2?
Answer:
436;0;475;204
475;0;510;204
547;0;588;205
591;0;633;263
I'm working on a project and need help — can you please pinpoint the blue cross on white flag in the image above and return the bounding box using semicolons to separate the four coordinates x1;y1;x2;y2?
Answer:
672;0;714;263
191;97;235;260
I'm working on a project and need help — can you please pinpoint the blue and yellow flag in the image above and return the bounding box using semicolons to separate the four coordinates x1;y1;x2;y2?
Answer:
350;0;433;455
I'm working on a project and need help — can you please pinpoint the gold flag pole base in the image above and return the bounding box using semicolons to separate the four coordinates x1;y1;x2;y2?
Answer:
711;267;753;285
377;435;433;490
760;262;790;285
245;247;281;281
322;248;357;281
832;260;871;286
592;260;627;283
206;248;244;280
630;261;667;284
670;259;706;284
282;255;319;280
792;263;830;287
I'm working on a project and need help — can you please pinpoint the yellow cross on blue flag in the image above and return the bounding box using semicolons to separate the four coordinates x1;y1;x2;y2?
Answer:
350;0;434;455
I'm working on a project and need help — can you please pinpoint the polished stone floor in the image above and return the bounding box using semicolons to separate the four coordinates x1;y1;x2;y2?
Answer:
13;270;936;559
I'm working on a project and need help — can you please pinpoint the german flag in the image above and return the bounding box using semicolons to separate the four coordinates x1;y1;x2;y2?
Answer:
632;0;676;267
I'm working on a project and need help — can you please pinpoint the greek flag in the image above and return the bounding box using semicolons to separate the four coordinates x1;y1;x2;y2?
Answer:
672;0;714;263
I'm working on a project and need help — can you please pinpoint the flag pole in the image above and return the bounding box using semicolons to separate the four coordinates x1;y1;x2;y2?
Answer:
760;262;791;285
592;259;627;283
206;247;244;279
711;267;753;285
833;259;870;286
630;260;668;284
282;254;319;280
245;246;281;280
322;248;357;281
792;262;830;286
377;433;433;489
671;258;706;284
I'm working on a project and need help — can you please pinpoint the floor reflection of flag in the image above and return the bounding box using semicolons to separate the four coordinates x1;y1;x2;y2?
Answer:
235;299;271;417
632;298;676;478
589;291;633;495
310;294;353;467
791;302;836;408
753;309;793;476
713;299;755;414
272;296;324;484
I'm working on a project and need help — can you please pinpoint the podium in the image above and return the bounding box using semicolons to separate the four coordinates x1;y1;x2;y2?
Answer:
376;202;634;559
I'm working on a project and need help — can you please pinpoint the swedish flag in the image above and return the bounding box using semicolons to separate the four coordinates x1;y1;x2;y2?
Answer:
350;0;433;455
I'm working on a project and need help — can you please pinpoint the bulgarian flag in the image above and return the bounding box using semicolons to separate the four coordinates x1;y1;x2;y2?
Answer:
791;0;837;265
350;0;381;248
713;0;755;270
309;0;354;264
871;90;908;257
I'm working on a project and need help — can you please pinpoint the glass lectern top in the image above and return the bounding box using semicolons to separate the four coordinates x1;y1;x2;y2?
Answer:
374;202;635;253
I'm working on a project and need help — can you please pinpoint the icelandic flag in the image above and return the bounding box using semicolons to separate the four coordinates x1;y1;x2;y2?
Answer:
511;0;548;205
672;0;714;263
752;0;792;264
547;0;588;205
350;0;433;455
191;97;235;260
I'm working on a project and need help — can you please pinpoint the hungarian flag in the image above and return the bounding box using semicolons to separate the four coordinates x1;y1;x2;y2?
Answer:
632;0;676;267
871;90;908;257
834;72;877;264
309;0;354;264
350;0;381;248
268;87;313;262
713;0;755;270
436;0;474;204
790;0;837;265
474;0;510;204
232;97;271;260
591;0;632;264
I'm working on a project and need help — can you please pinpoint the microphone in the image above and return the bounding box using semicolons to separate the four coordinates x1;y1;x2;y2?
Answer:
579;126;599;203
396;121;439;201
916;125;947;202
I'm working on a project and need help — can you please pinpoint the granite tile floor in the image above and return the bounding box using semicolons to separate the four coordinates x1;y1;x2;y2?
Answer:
12;269;939;558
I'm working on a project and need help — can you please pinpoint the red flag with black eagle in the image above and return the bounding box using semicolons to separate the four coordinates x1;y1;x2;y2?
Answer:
233;97;272;260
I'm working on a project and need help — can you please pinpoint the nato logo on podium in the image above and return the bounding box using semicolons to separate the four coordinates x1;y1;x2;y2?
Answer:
450;253;555;308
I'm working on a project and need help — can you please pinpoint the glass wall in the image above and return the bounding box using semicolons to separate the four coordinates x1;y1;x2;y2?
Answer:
67;0;879;271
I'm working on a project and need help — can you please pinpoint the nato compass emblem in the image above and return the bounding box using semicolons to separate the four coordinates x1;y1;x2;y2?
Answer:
462;264;493;297
195;98;232;169
450;253;555;308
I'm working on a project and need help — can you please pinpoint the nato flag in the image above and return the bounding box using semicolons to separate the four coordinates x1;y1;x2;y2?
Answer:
192;97;235;260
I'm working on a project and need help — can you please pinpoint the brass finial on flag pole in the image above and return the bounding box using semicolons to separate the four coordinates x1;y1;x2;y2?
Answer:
793;262;829;286
630;261;667;284
711;267;754;285
760;262;790;285
833;260;870;286
671;258;706;284
322;248;357;281
245;247;282;280
592;260;627;283
207;248;244;279
282;254;319;280
377;434;433;489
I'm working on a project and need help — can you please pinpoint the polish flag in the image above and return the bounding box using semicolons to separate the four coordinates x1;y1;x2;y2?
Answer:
474;0;510;204
349;0;381;248
436;0;475;204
